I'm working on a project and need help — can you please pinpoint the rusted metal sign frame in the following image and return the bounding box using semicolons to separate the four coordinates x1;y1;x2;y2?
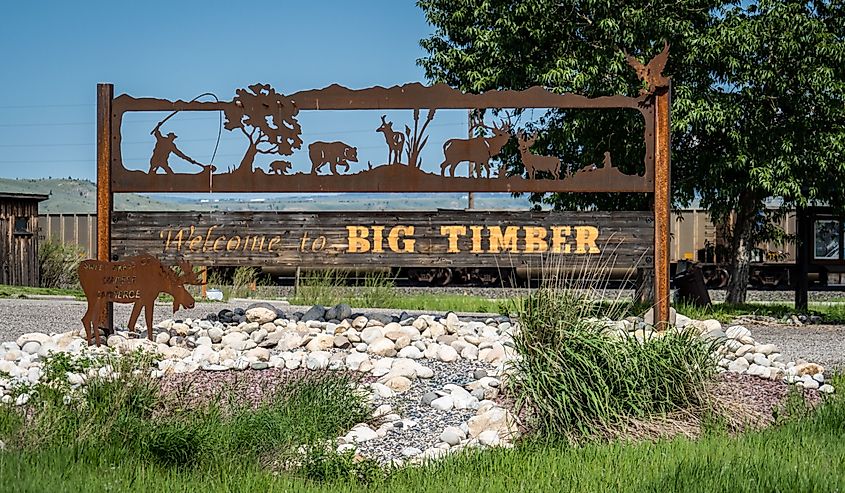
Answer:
109;88;656;194
95;54;672;330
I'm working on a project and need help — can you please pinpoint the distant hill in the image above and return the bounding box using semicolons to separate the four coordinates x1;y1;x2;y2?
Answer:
0;178;533;214
0;178;196;214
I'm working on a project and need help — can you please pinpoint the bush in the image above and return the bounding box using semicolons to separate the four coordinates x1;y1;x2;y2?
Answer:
509;288;718;439
38;238;85;288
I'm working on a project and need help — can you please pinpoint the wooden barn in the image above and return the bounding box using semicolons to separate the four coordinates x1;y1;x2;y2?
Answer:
1;192;48;286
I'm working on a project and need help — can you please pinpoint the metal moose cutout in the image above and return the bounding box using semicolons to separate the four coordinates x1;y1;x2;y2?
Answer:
78;255;202;346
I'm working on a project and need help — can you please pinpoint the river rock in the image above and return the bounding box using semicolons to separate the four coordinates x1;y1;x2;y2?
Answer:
439;426;465;446
302;305;326;322
325;303;352;321
245;307;277;324
438;345;458;362
368;338;396;357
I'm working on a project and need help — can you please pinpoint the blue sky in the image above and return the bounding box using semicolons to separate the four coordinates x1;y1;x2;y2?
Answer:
0;0;465;180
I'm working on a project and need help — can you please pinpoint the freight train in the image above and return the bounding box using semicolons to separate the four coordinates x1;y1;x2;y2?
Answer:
38;207;845;289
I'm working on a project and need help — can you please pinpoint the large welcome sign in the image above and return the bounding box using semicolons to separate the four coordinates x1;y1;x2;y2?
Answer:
96;43;671;325
111;211;653;268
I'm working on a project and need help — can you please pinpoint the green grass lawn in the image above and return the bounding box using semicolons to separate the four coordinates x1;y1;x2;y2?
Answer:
0;284;84;299
3;391;844;493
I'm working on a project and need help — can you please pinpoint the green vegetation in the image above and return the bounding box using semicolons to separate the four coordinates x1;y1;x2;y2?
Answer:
1;350;373;491
37;238;86;289
0;284;84;299
2;375;844;492
509;289;718;439
290;271;504;313
417;0;845;304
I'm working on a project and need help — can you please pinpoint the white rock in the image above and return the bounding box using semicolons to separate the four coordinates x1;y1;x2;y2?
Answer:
756;344;778;355
383;376;412;393
401;447;422;457
371;382;395;398
819;384;835;394
367;338;396;357
398;346;423;359
16;332;51;348
208;327;224;343
306;351;331;370
478;430;500;446
361;327;384;344
752;353;770;367
305;334;335;352
350;425;379;443
431;395;454;411
155;332;170;344
245;307;277;324
438;345;458;363
15;393;30;406
21;341;41;355
439;426;465;446
246;347;270;362
725;325;751;340
345;352;370;371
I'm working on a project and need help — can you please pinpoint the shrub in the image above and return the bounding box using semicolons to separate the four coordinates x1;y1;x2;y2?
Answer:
38;238;85;288
509;288;718;439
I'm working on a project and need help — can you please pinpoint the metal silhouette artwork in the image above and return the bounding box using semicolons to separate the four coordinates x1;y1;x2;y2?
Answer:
403;109;436;168
269;160;292;175
441;120;511;178
377;115;405;165
108;45;670;194
516;131;561;180
223;84;303;178
625;41;670;96
78;255;202;346
309;141;358;175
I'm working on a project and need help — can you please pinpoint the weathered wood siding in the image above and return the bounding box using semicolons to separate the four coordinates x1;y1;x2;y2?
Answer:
112;210;653;268
0;199;40;286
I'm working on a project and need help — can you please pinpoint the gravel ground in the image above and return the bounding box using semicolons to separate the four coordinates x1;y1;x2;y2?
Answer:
746;324;845;372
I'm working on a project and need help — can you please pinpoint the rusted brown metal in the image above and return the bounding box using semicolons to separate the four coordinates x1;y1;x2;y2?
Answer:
626;41;670;96
653;82;672;329
78;255;202;346
109;83;657;194
96;83;114;334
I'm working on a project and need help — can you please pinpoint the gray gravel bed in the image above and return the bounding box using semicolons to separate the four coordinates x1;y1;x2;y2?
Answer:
358;359;496;463
745;324;845;372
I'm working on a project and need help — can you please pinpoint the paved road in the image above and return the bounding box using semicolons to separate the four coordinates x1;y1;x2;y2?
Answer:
1;298;842;371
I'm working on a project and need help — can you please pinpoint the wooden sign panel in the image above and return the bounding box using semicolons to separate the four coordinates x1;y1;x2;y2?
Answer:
111;210;653;268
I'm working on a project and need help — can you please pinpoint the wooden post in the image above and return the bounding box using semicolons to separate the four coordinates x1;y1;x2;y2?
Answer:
96;83;114;334
201;267;208;300
653;83;672;328
795;206;809;311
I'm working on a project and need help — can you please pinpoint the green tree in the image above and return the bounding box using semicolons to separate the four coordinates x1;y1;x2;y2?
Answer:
417;0;845;303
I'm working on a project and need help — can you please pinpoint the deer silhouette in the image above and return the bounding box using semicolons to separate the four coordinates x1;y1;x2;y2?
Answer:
440;121;511;178
517;131;560;180
376;115;405;165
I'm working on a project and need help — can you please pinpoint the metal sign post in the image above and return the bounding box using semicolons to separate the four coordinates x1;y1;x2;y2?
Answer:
96;83;114;334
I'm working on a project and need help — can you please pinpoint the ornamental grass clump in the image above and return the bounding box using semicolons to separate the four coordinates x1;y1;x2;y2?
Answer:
510;288;718;440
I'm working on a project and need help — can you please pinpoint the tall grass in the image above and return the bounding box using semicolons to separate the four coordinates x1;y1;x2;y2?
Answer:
0;350;370;481
3;375;843;492
38;238;86;289
509;289;718;439
291;270;398;308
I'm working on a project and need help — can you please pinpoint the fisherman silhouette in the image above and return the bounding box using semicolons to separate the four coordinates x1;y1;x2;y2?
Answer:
149;122;203;174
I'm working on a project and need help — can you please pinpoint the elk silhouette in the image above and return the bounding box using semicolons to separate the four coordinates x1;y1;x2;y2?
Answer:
376;115;405;165
440;121;511;178
516;131;560;180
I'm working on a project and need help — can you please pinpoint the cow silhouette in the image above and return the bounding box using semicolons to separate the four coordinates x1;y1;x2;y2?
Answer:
309;141;358;175
78;255;201;346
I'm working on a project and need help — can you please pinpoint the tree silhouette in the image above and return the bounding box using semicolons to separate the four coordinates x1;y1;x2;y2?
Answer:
224;84;303;176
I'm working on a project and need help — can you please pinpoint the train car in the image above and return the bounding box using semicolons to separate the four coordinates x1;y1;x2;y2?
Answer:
37;208;844;289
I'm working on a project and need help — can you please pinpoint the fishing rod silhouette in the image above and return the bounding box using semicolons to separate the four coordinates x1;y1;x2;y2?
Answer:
148;93;222;175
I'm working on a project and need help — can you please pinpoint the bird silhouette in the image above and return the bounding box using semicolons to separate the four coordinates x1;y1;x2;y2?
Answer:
625;41;670;95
